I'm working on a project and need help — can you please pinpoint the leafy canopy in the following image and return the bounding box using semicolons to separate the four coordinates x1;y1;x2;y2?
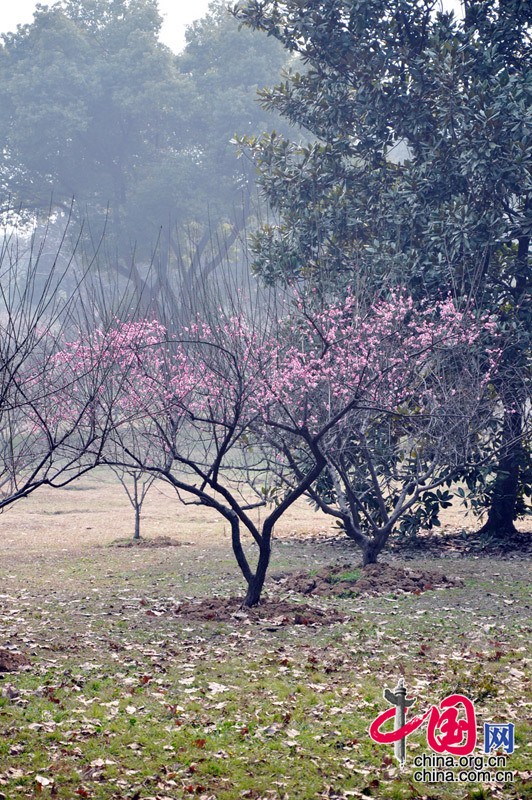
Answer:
234;0;531;305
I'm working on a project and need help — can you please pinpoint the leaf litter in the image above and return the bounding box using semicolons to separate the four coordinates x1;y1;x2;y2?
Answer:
0;484;530;799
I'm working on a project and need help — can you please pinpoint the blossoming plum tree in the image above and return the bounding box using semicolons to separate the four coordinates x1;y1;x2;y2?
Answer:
56;308;324;606
257;293;500;565
58;290;500;602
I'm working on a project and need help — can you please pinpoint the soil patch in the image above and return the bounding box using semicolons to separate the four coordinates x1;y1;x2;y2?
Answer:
273;562;463;598
0;648;30;672
109;535;186;548
145;597;345;626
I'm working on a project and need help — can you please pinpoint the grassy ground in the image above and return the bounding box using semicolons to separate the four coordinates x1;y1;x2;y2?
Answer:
0;473;530;800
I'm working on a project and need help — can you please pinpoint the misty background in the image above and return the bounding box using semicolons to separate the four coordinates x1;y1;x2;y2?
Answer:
0;0;297;323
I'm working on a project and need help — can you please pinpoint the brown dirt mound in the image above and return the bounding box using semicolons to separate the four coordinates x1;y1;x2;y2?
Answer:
0;648;30;672
110;535;185;548
273;562;463;598
146;597;345;626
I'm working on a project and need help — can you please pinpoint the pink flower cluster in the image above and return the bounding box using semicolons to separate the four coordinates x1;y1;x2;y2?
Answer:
52;319;194;424
258;293;497;433
51;295;498;440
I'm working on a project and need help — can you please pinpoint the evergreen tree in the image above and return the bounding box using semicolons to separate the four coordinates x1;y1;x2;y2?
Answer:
234;0;531;536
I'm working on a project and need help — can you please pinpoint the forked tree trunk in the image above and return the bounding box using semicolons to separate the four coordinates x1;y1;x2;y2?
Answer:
361;545;379;566
361;533;390;566
243;574;266;608
345;519;392;566
227;511;272;608
241;521;273;608
243;537;272;607
233;455;325;608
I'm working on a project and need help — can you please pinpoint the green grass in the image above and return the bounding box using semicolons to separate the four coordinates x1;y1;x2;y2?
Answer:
331;568;362;583
0;537;530;800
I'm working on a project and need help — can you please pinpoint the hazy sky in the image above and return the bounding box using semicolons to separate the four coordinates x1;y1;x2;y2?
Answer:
0;0;464;51
0;0;213;52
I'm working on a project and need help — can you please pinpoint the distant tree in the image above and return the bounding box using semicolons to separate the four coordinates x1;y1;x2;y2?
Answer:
107;430;159;540
0;0;290;311
109;466;155;540
234;0;531;538
0;1;185;256
177;0;291;228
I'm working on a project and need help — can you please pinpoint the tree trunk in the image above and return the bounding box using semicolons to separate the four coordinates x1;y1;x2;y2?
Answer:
478;399;523;539
229;512;253;588
478;444;521;538
134;505;141;540
362;547;378;566
133;477;141;540
480;231;528;539
243;574;266;607
361;528;393;566
242;531;272;608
